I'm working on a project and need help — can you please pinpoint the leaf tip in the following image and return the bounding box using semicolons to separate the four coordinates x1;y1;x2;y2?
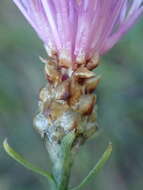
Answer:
108;142;112;149
3;138;9;152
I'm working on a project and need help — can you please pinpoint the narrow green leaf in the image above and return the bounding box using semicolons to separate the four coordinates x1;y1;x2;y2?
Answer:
61;131;75;155
3;139;56;184
71;143;112;190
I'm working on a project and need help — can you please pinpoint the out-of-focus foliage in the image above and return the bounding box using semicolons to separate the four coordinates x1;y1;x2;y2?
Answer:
0;1;143;190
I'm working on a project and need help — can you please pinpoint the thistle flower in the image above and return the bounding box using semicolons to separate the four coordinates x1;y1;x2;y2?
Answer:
13;0;143;65
7;1;143;190
13;0;143;167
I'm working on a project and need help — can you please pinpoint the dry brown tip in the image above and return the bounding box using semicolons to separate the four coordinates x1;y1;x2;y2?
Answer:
85;76;101;93
69;79;83;106
73;94;96;115
86;53;100;70
55;80;70;100
74;66;95;79
45;62;61;85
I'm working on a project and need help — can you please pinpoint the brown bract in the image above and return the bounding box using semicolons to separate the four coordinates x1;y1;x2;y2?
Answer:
34;55;100;142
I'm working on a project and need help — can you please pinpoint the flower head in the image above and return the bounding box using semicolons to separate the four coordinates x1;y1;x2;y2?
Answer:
13;0;143;64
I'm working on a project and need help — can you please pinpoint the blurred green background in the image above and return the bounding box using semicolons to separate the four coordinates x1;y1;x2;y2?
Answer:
1;1;143;190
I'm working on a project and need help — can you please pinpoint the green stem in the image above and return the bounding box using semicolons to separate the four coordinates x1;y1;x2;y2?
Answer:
46;131;76;190
52;153;73;190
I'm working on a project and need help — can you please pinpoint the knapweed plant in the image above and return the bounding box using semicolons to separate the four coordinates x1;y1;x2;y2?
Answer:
3;1;143;190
